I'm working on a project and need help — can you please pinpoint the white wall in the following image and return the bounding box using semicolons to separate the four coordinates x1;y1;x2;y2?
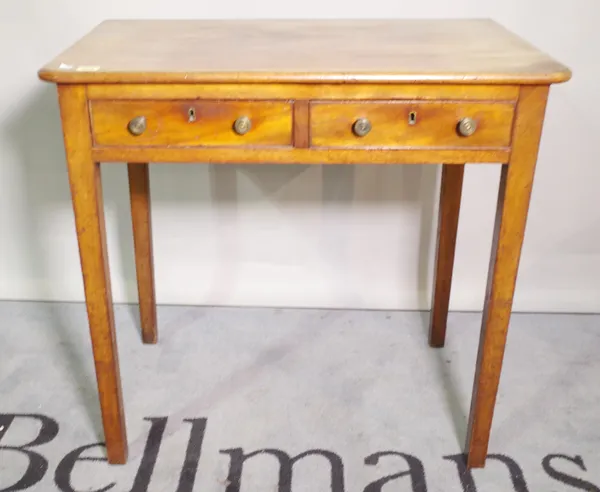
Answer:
0;0;599;312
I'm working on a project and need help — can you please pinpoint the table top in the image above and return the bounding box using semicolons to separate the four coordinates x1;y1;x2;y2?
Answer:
38;19;570;85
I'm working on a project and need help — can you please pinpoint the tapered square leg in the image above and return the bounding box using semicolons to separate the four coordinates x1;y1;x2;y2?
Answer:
128;163;157;344
429;164;464;348
58;85;128;464
466;86;549;468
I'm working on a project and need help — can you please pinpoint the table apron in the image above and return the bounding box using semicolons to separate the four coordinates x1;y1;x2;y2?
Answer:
91;146;510;165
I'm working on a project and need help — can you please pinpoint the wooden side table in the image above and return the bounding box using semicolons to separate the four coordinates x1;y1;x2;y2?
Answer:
38;19;571;468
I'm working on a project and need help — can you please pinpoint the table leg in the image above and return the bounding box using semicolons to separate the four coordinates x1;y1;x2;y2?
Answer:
58;85;128;464
429;164;464;348
465;86;549;468
127;163;157;344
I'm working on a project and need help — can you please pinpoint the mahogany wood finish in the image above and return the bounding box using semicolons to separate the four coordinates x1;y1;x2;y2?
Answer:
92;147;510;166
293;101;310;149
87;83;520;101
310;101;515;149
466;85;550;467
39;20;570;85
127;163;157;344
57;84;127;464
91;100;293;147
429;164;465;348
39;19;570;468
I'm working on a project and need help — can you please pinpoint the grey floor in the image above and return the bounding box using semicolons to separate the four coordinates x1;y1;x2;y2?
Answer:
0;301;599;491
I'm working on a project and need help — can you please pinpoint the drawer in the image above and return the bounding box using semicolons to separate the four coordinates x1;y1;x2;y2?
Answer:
310;101;515;149
90;100;293;147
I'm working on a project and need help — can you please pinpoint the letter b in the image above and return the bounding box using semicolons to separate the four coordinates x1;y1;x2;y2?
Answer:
0;414;59;491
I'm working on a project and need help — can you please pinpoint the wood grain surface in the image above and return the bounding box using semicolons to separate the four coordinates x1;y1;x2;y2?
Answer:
57;84;128;464
91;146;510;165
86;83;520;101
39;20;571;85
293;101;310;148
91;100;293;147
41;18;570;470
310;101;514;149
127;163;157;344
465;85;550;468
429;164;465;348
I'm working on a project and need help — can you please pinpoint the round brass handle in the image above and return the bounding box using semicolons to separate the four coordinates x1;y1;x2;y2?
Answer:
353;118;372;137
457;117;477;137
128;116;147;136
233;116;252;135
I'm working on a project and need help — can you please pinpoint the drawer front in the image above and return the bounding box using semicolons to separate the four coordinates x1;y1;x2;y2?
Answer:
90;100;293;147
310;101;514;149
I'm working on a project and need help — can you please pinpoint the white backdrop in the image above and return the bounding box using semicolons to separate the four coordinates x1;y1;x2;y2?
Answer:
0;1;599;312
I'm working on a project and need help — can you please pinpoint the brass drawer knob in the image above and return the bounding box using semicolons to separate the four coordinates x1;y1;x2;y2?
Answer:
127;116;147;136
353;117;372;137
233;116;252;135
457;117;477;137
